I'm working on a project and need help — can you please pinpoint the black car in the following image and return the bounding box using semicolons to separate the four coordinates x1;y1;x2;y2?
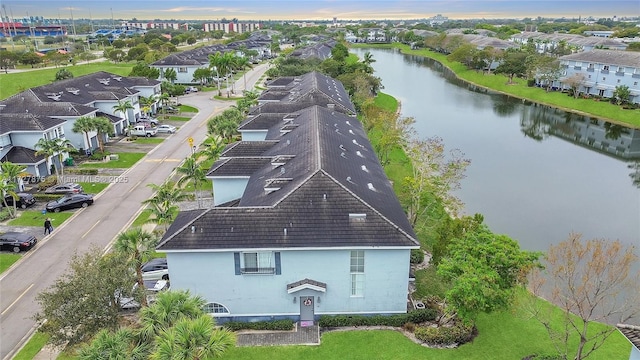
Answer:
3;193;36;209
46;194;94;212
0;232;37;253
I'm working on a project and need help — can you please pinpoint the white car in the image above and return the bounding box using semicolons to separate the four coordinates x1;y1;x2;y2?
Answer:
156;125;177;134
120;280;170;310
141;258;169;281
185;86;198;93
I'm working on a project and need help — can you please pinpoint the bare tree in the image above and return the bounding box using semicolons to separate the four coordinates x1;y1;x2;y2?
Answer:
527;233;640;360
563;73;586;99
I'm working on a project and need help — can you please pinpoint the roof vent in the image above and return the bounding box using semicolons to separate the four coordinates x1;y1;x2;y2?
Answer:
367;183;375;191
349;129;355;135
345;120;351;126
339;144;346;151
340;152;346;158
328;103;335;109
356;151;363;157
349;213;366;222
346;176;352;182
280;167;285;174
361;165;368;172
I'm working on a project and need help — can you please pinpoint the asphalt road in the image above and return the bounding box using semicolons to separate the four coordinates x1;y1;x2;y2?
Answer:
0;63;270;359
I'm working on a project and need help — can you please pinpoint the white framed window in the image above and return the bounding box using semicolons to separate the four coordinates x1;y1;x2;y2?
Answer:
242;251;274;274
178;67;188;73
350;250;365;296
203;302;229;314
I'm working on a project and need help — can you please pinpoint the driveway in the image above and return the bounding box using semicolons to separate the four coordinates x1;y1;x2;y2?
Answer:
0;63;270;359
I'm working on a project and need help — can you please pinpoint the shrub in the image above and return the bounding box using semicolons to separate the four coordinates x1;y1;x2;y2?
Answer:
414;323;476;346
410;248;425;264
33;193;63;202
319;308;437;328
403;322;416;332
90;151;110;161
224;319;294;331
0;209;13;221
37;176;58;191
65;168;99;175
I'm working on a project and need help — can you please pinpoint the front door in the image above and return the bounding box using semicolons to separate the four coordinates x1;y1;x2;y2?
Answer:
299;296;314;322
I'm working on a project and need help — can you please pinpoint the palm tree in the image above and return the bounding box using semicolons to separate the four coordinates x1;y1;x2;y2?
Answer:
138;290;206;342
34;137;76;179
158;93;171;116
143;181;188;232
0;162;26;218
177;154;206;209
78;328;149;360
139;95;155;117
113;100;134;124
163;68;177;84
151;315;235;360
113;228;157;307
94;117;114;153
71;116;96;153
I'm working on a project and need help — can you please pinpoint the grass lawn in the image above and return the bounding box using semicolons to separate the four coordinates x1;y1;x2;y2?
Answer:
0;253;21;273
131;209;153;227
179;105;198;113
77;182;109;194
159;115;192;122
7;211;74;227
132;137;164;144
12;332;50;360
80;153;145;169
0;62;134;100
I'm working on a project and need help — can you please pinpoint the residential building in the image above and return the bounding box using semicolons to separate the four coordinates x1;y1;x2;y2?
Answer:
510;32;628;52
556;50;640;103
617;324;640;360
202;22;261;34
157;72;419;323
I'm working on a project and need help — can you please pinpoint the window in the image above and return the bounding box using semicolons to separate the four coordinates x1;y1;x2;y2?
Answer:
350;251;364;296
634;82;638;86
603;65;610;71
203;302;229;314
242;252;274;274
178;67;187;73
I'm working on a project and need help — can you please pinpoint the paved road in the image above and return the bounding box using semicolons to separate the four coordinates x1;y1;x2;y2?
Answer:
0;63;270;359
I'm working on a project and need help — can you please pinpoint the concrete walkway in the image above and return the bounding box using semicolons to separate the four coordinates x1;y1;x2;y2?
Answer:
236;324;320;347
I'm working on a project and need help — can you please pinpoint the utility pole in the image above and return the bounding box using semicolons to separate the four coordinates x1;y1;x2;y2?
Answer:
69;7;76;38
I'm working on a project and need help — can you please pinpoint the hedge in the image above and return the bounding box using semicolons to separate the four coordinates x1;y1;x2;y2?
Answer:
414;323;476;346
32;194;62;201
318;308;437;328
65;168;99;175
224;319;295;331
0;209;13;221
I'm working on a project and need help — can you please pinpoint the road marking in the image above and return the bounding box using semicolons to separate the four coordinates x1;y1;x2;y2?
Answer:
81;220;101;239
127;179;143;194
163;158;181;162
1;283;34;316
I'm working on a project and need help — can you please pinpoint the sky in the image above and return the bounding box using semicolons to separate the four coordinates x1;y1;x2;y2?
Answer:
2;0;639;21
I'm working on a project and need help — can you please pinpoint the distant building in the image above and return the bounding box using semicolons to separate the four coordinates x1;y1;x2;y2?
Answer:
202;22;261;34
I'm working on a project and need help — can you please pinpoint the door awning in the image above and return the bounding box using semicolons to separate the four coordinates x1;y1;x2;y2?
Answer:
287;278;327;294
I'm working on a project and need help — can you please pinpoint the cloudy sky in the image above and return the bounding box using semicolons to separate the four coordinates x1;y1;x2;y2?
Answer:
2;0;638;21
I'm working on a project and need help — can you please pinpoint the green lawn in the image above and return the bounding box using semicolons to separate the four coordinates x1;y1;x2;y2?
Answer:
12;332;50;360
179;105;198;113
7;211;74;227
160;115;192;122
131;209;153;227
77;182;109;194
80;153;145;168
0;253;21;273
133;137;164;144
0;62;134;100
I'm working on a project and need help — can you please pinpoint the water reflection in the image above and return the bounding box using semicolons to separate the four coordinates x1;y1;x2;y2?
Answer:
520;103;640;161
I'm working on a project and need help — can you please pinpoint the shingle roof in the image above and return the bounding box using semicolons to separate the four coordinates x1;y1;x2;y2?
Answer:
206;157;271;177
220;141;278;157
2;146;46;164
0;113;66;135
238;113;287;130
617;324;640;351
560;50;640;68
0;91;96;118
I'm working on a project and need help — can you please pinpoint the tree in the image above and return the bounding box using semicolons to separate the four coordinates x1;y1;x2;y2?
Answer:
163;68;177;83
612;85;631;106
0;50;19;73
94;117;114;153
19;52;43;68
177;154;207;209
495;50;528;84
78;328;149;360
114;228;157;307
563;73;586;99
437;226;541;323
113;100;134;124
192;67;212;85
35;248;135;346
207;108;243;142
54;68;74;81
72;116;96;152
143;181;188;231
129;61;160;79
196;134;225;164
536;56;562;91
0;180;19;219
0;161;26;217
152;315;236;360
138;290;208;341
401;136;470;226
527;233;640;360
34;137;76;179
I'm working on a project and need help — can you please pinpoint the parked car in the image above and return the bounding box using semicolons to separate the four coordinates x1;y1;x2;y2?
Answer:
137;117;159;125
185;86;198;93
3;193;36;209
44;183;83;194
126;125;158;137
142;258;169;281
159;106;179;114
156;124;177;134
46;194;94;212
0;232;37;253
120;280;170;310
